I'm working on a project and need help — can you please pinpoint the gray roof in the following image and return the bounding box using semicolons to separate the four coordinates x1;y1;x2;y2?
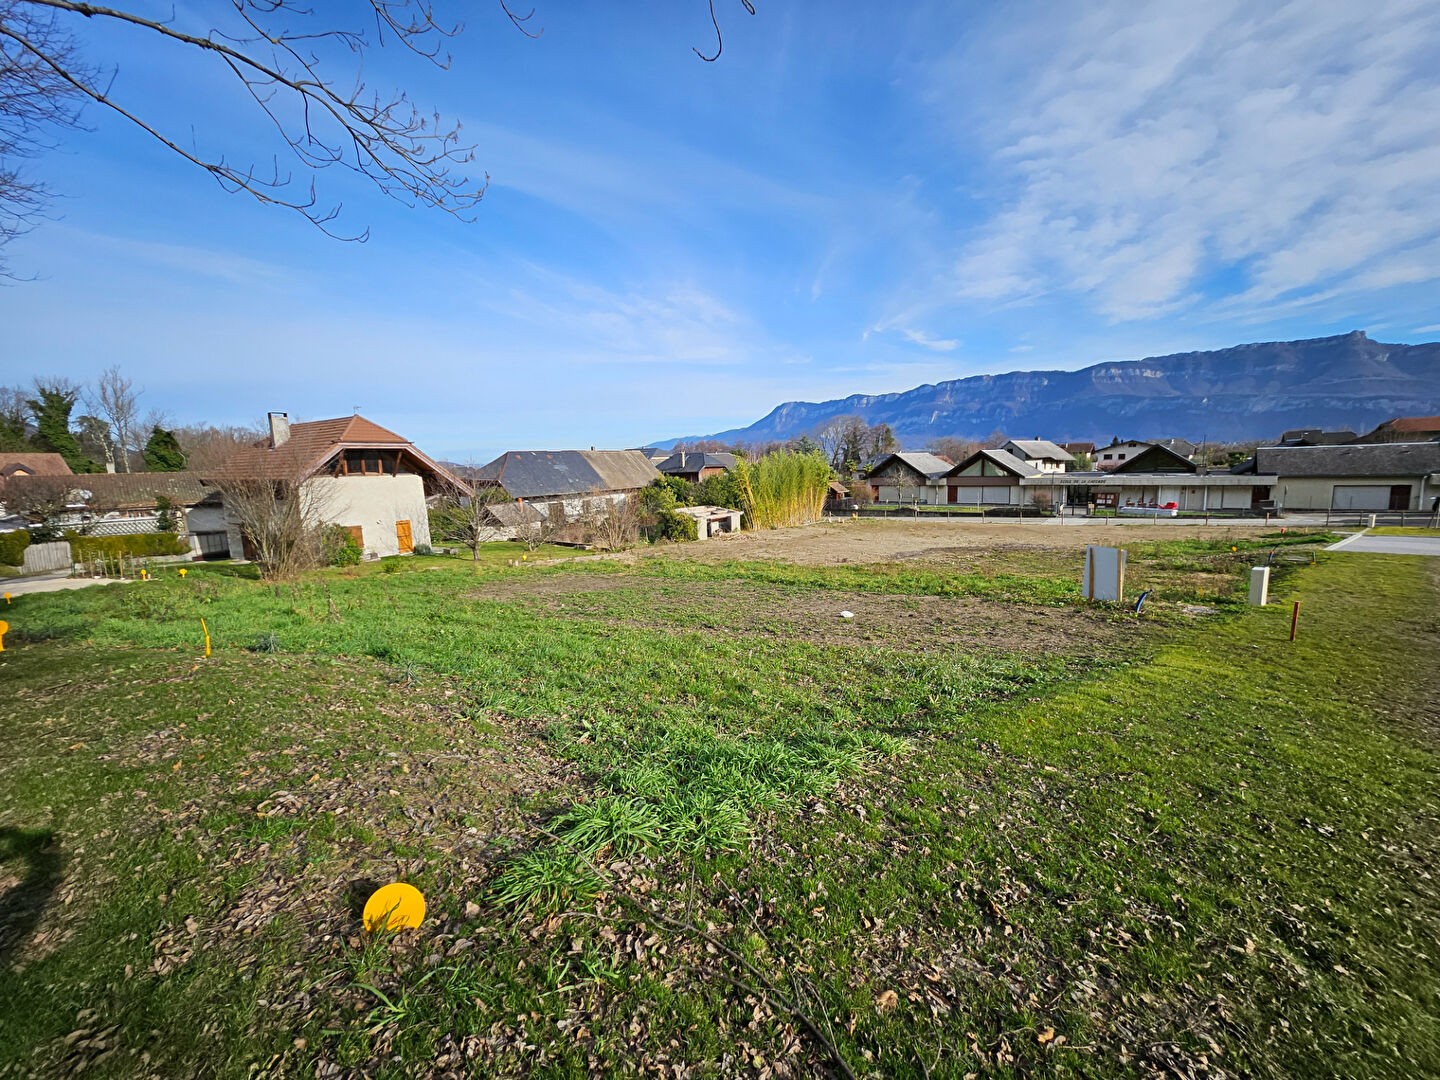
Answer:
1003;439;1075;463
947;448;1043;478
475;450;660;499
1255;442;1440;478
1095;438;1195;456
657;451;736;474
980;449;1043;477
870;452;955;480
483;500;543;527
1156;438;1197;457
1279;429;1358;446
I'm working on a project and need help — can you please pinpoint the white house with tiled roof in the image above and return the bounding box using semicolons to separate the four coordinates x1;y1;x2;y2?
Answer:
216;412;468;559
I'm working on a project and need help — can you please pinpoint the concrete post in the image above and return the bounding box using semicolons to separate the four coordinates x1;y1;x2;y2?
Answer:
1249;566;1270;606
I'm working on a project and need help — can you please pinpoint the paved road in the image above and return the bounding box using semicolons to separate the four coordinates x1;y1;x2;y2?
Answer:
1328;533;1440;556
1;573;134;596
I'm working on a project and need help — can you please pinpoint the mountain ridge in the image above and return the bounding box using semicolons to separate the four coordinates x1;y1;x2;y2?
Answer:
657;331;1440;448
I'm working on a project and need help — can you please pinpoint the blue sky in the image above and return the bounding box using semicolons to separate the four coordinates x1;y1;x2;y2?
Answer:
3;0;1439;461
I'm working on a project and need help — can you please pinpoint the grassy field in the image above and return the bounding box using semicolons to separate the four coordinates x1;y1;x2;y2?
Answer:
2;529;1436;1078
1370;526;1440;538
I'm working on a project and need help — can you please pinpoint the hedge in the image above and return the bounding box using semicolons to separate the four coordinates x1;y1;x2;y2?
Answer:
66;531;191;561
0;529;30;567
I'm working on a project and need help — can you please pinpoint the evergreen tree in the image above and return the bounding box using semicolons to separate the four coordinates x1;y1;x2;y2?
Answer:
0;388;29;451
154;495;178;532
26;382;96;472
143;426;187;471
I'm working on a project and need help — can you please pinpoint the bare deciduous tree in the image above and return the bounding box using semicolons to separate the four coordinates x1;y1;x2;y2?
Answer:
173;423;263;474
927;436;980;465
0;384;31;449
429;473;509;560
580;496;638;552
73;411;114;471
0;0;93;275
214;444;334;580
89;364;140;472
513;499;560;551
2;472;74;534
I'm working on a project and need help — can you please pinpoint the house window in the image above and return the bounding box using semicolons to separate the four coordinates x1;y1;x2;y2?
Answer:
1103;454;1113;460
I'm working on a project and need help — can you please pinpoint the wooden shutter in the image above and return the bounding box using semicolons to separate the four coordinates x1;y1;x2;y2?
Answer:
396;520;413;553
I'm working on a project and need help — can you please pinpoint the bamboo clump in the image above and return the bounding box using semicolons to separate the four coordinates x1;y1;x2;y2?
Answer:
734;450;830;529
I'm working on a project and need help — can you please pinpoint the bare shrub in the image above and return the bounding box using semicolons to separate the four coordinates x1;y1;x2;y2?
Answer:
582;497;639;552
213;438;335;580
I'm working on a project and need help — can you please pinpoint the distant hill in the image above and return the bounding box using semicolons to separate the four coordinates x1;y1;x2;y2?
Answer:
657;331;1440;448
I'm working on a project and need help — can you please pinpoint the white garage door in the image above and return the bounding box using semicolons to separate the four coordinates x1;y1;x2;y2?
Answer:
1331;485;1392;511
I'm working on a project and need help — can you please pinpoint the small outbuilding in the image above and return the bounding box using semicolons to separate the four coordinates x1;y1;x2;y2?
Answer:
675;504;743;538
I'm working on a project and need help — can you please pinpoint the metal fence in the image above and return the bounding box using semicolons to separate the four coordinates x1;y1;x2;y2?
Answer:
21;540;72;574
834;505;1440;528
1314;509;1440;529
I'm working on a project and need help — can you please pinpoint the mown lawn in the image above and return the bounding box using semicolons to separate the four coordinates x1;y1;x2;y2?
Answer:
1;536;1435;1078
1370;526;1440;538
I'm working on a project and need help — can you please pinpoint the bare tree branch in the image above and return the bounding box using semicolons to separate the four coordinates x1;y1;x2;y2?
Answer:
498;0;542;39
693;0;755;63
1;0;496;241
0;0;758;261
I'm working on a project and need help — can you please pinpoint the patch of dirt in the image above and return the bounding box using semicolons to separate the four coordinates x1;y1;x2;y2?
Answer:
625;517;1287;567
485;577;1149;655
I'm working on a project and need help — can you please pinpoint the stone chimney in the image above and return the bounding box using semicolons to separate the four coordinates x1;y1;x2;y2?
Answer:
268;412;291;448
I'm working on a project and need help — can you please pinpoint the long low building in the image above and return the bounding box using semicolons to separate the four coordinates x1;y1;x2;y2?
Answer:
864;440;1440;513
1247;442;1440;511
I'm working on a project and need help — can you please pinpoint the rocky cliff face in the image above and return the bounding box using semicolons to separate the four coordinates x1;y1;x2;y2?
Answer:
662;332;1440;447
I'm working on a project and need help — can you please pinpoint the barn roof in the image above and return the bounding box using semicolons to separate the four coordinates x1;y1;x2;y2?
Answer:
474;450;660;499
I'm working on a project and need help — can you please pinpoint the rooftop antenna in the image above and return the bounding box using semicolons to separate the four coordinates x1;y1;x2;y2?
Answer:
353;404;361;414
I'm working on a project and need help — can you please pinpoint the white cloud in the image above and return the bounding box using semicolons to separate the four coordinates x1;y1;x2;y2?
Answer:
478;270;755;366
1413;324;1440;334
899;328;960;352
863;321;960;352
936;0;1440;321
